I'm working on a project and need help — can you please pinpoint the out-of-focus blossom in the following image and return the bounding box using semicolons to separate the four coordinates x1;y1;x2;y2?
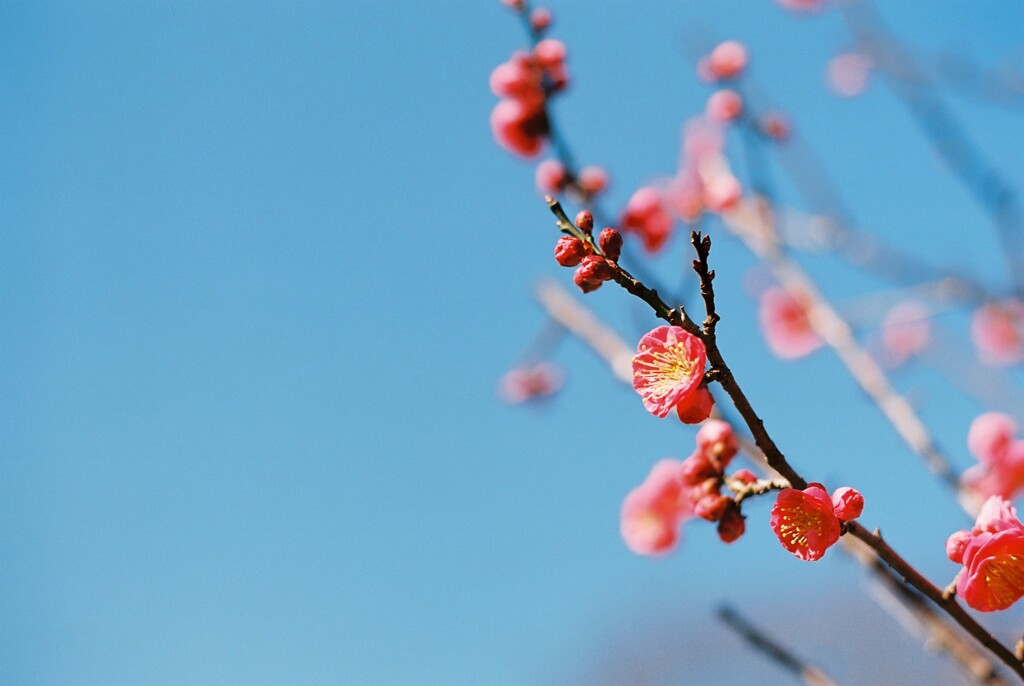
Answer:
529;7;551;32
698;40;748;82
578;165;609;195
491;98;548;157
535;159;566;195
947;496;1024;612
827;53;871;97
972;302;1024;366
621;186;674;253
706;89;743;124
758;286;823;359
962;413;1024;501
498;363;564;404
620;459;692;555
759;111;791;141
696;419;738;466
881;301;931;366
632;325;707;418
703;173;742;213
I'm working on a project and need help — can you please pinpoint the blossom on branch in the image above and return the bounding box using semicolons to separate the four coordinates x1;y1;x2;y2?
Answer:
947;496;1024;612
621;459;692;555
758;286;823;359
632;326;708;418
770;484;862;561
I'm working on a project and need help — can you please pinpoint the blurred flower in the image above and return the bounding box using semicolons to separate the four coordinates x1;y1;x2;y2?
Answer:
498;363;563;404
972;301;1024;366
621;459;692;555
881;300;930;366
621;186;674;252
827;53;871;97
758;286;823;359
962;413;1024;501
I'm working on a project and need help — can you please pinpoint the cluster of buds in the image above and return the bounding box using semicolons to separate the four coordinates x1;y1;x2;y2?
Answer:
620;420;746;555
552;210;623;294
680;420;746;542
489;39;569;157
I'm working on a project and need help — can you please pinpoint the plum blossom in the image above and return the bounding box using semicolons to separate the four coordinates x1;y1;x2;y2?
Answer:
770;484;863;561
947;496;1024;612
880;301;930;367
632;326;707;418
972;301;1024;366
620;459;692;555
621;186;674;253
498;363;564;404
758;286;823;359
698;40;748;82
962;413;1024;501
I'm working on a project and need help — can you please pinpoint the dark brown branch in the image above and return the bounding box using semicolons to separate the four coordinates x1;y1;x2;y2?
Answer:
846;522;1024;680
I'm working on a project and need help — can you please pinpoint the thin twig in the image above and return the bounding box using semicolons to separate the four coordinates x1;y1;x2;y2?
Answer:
718;604;842;686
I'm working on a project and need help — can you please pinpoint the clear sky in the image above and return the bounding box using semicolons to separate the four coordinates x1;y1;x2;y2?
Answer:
3;1;1024;684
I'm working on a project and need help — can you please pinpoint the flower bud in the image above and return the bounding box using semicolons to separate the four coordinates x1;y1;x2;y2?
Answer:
730;468;758;485
694;493;730;522
598;227;622;262
675;385;713;424
554;235;588;267
717;505;746;543
680;453;716;486
575;210;594;234
529;7;552;32
573;255;612;293
696;419;738;467
831;486;864;522
578;166;608;195
946;530;971;564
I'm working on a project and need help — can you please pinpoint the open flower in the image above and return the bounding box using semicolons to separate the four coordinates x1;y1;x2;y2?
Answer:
620;459;692;555
632;326;707;418
770;484;862;561
758;286;823;359
948;496;1024;612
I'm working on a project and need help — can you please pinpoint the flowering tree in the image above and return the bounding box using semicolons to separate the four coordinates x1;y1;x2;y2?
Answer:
490;0;1024;682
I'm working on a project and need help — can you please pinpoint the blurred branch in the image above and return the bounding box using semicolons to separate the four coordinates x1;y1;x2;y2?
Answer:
718;604;841;686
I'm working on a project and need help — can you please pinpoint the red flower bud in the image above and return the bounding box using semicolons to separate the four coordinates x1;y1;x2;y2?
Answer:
831;486;864;522
729;468;758;485
598;227;622;261
675;385;713;424
694;493;730;522
554;235;588;267
679;453;716;486
573;255;612;293
575;210;594;233
717;505;746;543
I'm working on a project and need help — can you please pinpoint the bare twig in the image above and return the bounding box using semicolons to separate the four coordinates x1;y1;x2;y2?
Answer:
718;604;842;686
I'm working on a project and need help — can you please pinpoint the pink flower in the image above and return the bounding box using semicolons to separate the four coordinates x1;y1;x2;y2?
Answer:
706;89;743;124
621;186;674;253
683;117;724;162
620;459;692;556
968;413;1017;466
758;286;823;359
529;7;552;32
667;167;705;223
703;173;742;213
770;484;842;561
535;159;566;195
702;40;748;81
881;301;930;366
962;413;1024;500
490;98;547;157
972;302;1024;366
826;53;871;97
498;363;563;404
632;326;707;418
947;496;1024;612
696;419;738;467
578;165;609;195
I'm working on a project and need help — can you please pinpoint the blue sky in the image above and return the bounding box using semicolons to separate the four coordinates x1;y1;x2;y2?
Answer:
3;1;1024;684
